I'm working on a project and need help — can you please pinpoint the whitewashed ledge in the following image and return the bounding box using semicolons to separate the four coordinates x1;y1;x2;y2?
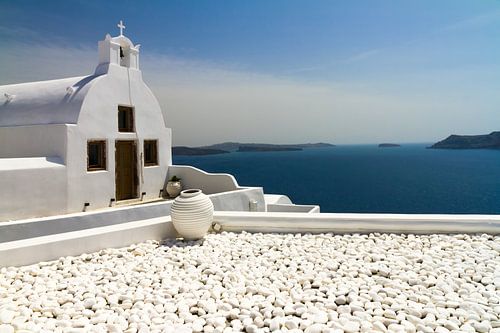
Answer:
1;212;500;267
214;212;500;235
0;217;175;267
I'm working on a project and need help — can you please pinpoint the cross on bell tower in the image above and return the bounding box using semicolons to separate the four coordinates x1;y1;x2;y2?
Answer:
117;20;126;36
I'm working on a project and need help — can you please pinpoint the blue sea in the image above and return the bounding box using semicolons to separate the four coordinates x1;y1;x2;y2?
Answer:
173;144;500;214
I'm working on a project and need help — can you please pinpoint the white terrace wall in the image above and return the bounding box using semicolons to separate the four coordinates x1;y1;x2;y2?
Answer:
0;125;69;221
168;165;240;195
0;187;265;243
0;158;67;221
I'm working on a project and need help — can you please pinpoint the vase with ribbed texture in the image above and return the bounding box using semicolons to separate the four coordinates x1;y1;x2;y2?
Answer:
171;189;214;240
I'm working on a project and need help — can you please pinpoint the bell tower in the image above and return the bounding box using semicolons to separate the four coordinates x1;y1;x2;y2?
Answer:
95;20;141;75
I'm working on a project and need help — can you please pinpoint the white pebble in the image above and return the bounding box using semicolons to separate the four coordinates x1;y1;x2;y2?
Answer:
0;325;14;333
0;311;15;325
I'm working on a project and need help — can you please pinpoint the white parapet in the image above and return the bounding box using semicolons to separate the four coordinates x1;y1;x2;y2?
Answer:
167;165;242;195
266;203;320;213
0;217;175;267
213;211;500;234
2;210;500;267
263;194;293;205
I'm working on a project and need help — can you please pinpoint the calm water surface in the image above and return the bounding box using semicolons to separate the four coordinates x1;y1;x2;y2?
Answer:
173;144;500;214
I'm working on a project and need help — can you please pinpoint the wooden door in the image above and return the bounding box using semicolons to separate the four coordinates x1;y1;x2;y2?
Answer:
115;140;138;200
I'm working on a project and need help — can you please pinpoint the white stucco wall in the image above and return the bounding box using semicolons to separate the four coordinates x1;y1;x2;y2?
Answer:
0;125;69;221
3;210;500;267
0;186;266;242
213;212;500;235
65;64;172;213
267;203;320;213
0;124;67;161
0;158;67;221
167;165;240;195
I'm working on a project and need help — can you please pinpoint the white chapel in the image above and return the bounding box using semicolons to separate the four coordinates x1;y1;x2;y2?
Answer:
0;22;172;220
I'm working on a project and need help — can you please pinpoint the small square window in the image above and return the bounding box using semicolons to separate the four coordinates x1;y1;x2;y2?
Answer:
144;140;158;166
87;140;106;171
118;105;134;132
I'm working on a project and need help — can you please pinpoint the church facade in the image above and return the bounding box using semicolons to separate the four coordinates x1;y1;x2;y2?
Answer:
0;24;172;221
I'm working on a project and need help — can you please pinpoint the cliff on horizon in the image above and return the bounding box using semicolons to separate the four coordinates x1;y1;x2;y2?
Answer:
430;131;500;149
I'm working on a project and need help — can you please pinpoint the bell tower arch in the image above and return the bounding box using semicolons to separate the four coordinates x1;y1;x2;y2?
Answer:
95;20;141;75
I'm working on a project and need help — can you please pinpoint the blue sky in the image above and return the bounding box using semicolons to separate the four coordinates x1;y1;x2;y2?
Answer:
1;0;500;145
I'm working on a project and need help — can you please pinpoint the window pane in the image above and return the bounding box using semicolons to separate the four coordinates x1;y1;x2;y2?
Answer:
118;112;127;129
89;145;99;166
118;106;134;132
144;140;158;166
88;141;106;171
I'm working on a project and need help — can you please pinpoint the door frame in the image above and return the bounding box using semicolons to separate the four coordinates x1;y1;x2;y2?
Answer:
115;140;139;201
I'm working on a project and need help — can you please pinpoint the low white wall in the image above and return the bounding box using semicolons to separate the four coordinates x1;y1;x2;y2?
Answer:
267;204;320;213
0;217;175;267
213;212;500;234
3;210;500;267
209;187;266;212
0;200;171;242
168;165;240;195
0;158;67;221
264;194;293;205
0;188;265;242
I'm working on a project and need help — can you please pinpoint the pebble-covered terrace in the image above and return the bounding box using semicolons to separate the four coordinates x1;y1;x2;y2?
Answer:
0;231;499;333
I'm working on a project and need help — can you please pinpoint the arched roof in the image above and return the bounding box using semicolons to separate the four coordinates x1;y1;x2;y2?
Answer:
0;75;101;127
111;35;135;48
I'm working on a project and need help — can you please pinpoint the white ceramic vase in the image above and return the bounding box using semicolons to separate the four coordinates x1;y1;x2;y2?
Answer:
171;189;214;240
166;181;182;198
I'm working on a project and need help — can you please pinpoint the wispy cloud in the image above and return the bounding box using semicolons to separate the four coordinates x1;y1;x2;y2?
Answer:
0;25;43;40
282;49;384;76
327;9;500;67
0;39;498;145
0;24;74;47
344;48;383;63
283;64;329;75
0;42;96;83
440;10;500;32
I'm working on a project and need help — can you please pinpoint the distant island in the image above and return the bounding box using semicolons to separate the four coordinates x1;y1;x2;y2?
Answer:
203;142;334;152
378;143;401;148
172;146;230;156
238;145;301;152
173;142;334;155
430;131;500;149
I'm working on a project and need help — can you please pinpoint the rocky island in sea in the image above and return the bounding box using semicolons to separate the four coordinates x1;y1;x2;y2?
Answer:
172;146;230;156
206;142;335;152
378;143;401;148
238;145;301;152
173;142;334;155
430;131;500;149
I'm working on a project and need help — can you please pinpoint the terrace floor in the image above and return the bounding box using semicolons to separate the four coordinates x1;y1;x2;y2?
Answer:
1;232;499;333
